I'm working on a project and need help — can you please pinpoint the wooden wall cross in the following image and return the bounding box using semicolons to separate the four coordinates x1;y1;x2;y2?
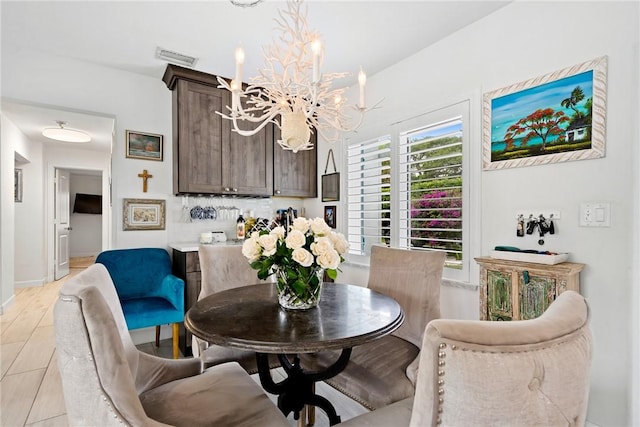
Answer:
138;169;153;192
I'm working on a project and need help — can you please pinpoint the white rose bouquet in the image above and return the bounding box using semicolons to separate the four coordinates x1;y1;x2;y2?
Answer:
242;216;349;309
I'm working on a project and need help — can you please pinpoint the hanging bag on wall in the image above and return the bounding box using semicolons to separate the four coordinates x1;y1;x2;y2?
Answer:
321;149;340;202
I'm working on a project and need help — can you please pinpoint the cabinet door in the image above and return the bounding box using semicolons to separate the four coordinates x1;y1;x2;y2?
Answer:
224;120;273;196
487;269;513;321
273;127;318;197
518;272;556;320
175;80;229;194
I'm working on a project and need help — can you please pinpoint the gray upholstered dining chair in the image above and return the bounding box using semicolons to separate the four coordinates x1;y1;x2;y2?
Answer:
54;263;289;427
301;245;446;411
339;290;593;426
194;244;279;372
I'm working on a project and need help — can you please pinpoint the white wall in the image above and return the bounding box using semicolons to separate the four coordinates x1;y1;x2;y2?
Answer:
1;118;20;309
69;173;102;257
633;33;640;427
306;2;637;425
13;126;45;288
0;116;47;303
0;118;12;313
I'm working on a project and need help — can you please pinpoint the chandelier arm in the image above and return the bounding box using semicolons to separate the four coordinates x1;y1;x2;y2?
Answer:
315;125;342;144
217;107;280;124
220;110;280;136
231;113;278;136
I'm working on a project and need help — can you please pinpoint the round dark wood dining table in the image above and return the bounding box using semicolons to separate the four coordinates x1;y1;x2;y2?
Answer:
185;282;404;425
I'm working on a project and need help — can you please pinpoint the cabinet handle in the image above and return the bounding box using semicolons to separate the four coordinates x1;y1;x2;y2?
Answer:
275;190;281;195
224;187;230;192
233;188;238;192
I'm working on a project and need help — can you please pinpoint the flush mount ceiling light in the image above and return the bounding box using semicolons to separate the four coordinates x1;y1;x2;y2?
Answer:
230;0;263;7
42;121;91;143
218;0;381;153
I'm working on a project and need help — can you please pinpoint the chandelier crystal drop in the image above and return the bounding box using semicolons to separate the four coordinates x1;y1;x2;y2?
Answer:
217;0;379;153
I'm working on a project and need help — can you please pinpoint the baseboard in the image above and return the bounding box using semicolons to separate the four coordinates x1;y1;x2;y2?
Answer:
15;278;46;288
0;294;16;315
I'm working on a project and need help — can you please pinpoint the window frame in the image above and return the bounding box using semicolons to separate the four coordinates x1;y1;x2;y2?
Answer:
346;100;472;282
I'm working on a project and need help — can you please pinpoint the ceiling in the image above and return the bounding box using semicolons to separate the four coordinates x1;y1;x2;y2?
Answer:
1;0;510;153
2;100;115;153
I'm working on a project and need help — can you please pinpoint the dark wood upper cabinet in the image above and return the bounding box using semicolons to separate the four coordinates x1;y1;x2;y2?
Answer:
163;65;273;196
272;125;318;198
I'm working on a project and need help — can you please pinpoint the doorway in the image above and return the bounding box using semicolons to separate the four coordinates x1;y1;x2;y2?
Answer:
53;168;105;280
47;162;111;283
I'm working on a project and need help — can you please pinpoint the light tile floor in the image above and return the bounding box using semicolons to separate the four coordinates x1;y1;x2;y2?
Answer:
0;266;368;427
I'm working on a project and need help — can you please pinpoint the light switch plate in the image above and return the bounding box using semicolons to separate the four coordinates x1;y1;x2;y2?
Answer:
579;202;610;227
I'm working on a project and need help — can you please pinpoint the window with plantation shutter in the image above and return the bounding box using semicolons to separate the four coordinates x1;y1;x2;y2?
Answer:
346;100;470;279
347;136;392;256
398;117;463;269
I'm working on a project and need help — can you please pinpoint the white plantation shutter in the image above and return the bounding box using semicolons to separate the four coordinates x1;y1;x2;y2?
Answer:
346;100;470;280
347;136;392;256
398;117;463;269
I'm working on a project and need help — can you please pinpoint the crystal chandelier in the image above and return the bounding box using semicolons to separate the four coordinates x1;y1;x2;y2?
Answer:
218;0;377;153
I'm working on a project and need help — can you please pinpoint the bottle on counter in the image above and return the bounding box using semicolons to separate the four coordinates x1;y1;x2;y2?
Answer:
236;209;246;240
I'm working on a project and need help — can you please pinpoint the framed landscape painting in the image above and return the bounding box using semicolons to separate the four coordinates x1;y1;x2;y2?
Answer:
126;130;163;161
483;56;607;170
123;198;166;230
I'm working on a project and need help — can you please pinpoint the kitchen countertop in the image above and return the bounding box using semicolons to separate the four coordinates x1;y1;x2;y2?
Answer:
169;240;243;252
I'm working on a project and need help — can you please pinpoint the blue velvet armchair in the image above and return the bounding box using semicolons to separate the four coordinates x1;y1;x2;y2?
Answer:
95;248;184;358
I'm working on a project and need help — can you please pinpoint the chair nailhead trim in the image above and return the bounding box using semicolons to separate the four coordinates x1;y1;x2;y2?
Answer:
436;342;447;424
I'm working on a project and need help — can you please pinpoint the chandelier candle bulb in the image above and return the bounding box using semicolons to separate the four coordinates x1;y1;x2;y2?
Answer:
311;39;322;82
234;46;244;84
358;68;367;108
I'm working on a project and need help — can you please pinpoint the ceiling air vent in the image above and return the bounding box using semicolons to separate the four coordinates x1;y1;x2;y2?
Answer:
155;47;198;68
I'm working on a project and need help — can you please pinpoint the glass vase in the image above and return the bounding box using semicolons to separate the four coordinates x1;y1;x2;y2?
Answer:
275;266;324;310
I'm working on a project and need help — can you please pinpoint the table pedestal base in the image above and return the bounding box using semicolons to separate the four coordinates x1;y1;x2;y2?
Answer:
256;349;352;426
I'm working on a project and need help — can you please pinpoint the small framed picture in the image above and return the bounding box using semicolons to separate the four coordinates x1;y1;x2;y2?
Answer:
324;205;336;229
123;198;166;230
126;130;163;161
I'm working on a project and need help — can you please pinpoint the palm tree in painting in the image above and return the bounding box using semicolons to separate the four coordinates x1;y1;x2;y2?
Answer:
561;86;586;118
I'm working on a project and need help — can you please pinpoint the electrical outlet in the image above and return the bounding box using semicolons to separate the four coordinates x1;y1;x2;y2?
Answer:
579;202;610;227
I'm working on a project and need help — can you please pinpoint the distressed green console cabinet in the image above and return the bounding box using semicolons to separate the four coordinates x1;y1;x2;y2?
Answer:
475;257;584;321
